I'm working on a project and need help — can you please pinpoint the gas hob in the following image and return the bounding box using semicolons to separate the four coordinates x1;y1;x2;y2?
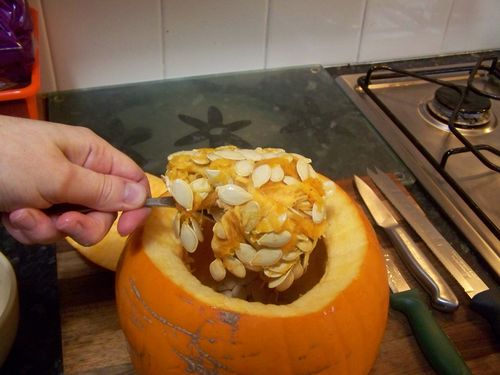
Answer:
336;57;500;276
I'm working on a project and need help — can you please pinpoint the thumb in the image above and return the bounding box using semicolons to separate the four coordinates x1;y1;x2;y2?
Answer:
55;164;148;211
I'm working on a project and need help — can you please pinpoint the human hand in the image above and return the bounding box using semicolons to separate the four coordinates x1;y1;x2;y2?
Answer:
0;115;151;245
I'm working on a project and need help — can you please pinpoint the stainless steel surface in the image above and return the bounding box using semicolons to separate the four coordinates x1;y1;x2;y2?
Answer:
368;167;490;298
383;249;411;294
44;197;175;215
144;196;175;207
354;176;459;312
336;64;500;276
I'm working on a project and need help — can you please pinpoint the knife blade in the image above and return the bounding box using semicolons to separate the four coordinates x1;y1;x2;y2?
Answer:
354;175;459;312
368;167;500;337
384;250;471;375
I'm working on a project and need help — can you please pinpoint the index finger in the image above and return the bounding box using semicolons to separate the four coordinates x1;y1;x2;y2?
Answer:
57;125;148;186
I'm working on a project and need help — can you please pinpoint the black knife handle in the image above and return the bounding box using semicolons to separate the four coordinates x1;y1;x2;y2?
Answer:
471;288;500;338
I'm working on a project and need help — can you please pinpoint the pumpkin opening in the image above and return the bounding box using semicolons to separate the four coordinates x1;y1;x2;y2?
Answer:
186;222;327;304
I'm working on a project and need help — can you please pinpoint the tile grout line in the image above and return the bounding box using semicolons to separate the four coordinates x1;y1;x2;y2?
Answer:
440;0;456;52
160;0;167;79
355;0;369;63
263;0;271;69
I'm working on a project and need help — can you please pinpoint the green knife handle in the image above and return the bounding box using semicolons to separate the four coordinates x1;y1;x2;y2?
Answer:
390;289;471;375
471;288;500;338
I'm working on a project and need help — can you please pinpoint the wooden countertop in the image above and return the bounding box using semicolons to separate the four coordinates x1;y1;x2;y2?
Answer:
56;179;499;374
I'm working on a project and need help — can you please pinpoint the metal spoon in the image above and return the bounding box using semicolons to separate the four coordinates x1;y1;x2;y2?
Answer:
43;196;175;215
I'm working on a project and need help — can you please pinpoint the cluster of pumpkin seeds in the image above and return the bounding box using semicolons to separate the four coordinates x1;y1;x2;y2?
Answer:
164;146;332;293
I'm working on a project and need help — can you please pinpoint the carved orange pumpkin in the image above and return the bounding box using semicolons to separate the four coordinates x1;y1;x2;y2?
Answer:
115;177;388;374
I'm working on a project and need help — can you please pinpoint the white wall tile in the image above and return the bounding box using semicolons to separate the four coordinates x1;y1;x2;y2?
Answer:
41;0;163;91
358;0;453;62
162;0;267;78
442;0;500;53
266;0;366;68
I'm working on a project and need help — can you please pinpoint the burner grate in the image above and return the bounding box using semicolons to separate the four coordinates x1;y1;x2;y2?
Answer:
356;56;500;239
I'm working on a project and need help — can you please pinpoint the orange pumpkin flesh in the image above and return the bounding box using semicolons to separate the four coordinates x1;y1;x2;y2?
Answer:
65;173;167;270
115;182;389;374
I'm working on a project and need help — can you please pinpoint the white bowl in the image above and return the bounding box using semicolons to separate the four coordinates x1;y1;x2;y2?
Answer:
0;251;19;367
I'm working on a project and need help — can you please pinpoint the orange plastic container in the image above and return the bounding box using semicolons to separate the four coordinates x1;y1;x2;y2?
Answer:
0;8;40;119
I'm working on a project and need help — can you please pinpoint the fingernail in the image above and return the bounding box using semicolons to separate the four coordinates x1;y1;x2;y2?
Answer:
124;182;147;206
58;218;87;245
10;210;36;230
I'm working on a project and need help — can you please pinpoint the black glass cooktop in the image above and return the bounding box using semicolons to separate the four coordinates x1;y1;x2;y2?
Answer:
46;65;407;180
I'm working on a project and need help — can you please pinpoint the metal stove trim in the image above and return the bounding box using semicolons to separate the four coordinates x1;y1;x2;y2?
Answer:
335;71;500;277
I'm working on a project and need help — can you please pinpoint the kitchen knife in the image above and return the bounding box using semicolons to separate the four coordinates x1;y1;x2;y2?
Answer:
368;167;500;337
354;175;459;312
384;249;471;375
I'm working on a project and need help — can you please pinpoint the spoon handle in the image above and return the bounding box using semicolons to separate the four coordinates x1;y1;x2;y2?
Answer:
42;196;175;215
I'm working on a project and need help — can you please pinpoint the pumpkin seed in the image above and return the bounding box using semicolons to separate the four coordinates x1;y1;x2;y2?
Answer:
207;153;222;161
291;153;312;163
235;243;257;265
257;231;291;248
240;200;260;233
275;270;295;292
292;262;304;280
223;256;247;278
167;150;193;160
189;217;204;242
281;249;301;262
191;154;210;165
239;148;263;161
214;149;245;160
209;258;226;281
213;221;227;239
265;261;294;276
268;269;292;289
263;268;284;278
205;169;221;185
180;222;198;253
308;164;318;178
215;277;237;292
277;212;287;225
297;235;314;253
252;164;272;188
302;252;311;270
270;165;285;182
312;202;325;224
217;184;252;206
172;212;181;238
283;176;299;185
191;177;211;195
296;159;310;181
234;159;254;177
251;248;283;267
261;149;285;159
231;284;247;299
170;179;193;210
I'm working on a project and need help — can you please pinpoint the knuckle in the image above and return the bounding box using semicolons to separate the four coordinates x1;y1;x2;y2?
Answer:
95;176;117;208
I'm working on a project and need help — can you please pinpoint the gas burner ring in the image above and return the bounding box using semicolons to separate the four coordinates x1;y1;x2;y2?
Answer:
427;100;492;127
418;102;497;135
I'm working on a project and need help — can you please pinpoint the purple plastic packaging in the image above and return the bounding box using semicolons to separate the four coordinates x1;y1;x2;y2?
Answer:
0;0;33;90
